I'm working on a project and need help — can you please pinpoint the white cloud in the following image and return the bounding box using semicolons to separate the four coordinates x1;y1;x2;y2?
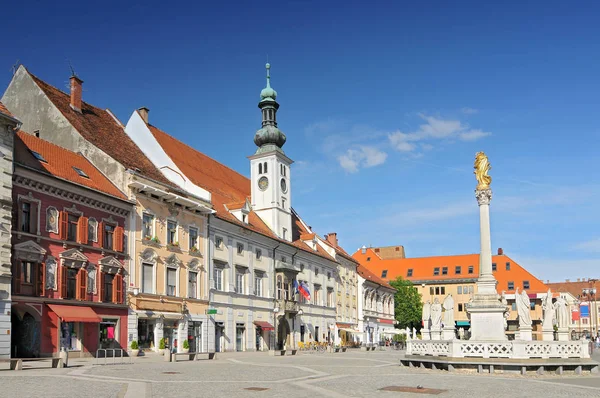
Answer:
572;238;600;253
337;146;388;173
461;107;479;115
388;114;491;152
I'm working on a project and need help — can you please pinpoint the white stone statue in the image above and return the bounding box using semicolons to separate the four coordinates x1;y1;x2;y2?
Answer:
542;289;554;329
515;288;532;327
412;327;417;340
422;301;431;329
554;296;569;328
405;327;411;339
442;294;455;326
458;327;465;340
501;291;509;330
430;298;442;329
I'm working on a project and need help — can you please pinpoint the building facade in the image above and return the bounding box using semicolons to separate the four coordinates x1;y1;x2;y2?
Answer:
11;132;132;357
547;278;600;340
0;102;18;359
356;264;396;345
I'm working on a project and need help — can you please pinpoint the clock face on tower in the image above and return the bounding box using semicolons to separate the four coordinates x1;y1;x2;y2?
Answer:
280;178;287;193
258;176;269;191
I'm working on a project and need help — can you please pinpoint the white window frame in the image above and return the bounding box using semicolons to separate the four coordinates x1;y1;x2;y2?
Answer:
142;212;155;240
165;266;179;297
188;270;198;299
254;272;263;297
88;217;98;243
236;242;244;256
235;267;245;294
141;262;156;294
215;236;224;250
214;266;223;291
166;219;178;246
188;226;199;251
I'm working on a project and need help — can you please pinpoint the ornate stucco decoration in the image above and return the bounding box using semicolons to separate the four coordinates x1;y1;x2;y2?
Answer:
99;255;123;274
13;240;46;262
475;189;492;206
59;248;88;269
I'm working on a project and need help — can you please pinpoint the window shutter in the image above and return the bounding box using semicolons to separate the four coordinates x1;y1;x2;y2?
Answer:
13;262;21;295
30;203;38;235
59;211;68;241
78;268;87;300
99;272;105;302
98;222;104;248
114;226;124;252
60;266;68;298
112;274;118;304
115;274;123;304
37;262;46;296
78;217;89;245
75;268;81;299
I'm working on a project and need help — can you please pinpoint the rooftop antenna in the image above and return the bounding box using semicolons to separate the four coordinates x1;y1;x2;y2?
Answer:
10;59;20;75
68;59;77;77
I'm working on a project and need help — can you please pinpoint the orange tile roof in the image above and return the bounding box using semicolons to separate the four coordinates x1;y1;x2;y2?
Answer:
225;200;247;210
146;123;337;262
0;101;14;117
357;264;393;288
546;279;600;300
352;248;548;294
15;131;127;200
27;70;171;186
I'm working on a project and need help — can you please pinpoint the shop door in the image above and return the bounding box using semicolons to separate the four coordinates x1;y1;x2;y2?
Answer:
215;325;223;352
236;327;244;352
188;322;202;353
255;327;262;351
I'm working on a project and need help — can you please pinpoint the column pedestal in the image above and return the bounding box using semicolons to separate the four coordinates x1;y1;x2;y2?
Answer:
518;325;532;341
557;328;569;341
467;299;508;341
542;328;554;341
421;328;431;340
430;326;441;340
442;326;456;341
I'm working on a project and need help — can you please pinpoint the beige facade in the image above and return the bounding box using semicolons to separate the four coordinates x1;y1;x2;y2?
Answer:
127;176;214;353
334;256;359;345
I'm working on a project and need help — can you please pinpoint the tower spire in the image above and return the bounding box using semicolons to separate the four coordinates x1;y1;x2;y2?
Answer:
254;63;286;154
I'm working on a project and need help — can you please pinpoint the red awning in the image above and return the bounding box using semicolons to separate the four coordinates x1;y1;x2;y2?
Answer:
379;318;394;324
47;304;102;323
253;321;274;331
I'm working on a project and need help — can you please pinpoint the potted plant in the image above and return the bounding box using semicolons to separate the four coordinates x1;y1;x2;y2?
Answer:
130;340;139;357
190;246;199;254
182;339;190;354
158;338;166;355
151;236;160;244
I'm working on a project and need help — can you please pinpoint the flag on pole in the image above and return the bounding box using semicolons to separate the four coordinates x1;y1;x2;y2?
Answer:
293;279;299;294
298;282;311;301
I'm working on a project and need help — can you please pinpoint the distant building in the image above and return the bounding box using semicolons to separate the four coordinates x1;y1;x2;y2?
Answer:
356;264;395;346
546;278;599;340
353;247;549;339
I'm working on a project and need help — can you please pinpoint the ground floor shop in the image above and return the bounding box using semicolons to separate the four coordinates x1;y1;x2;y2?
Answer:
11;299;127;358
334;322;360;346
211;306;274;352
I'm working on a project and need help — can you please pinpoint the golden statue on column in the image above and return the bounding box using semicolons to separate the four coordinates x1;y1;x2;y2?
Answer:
474;151;492;190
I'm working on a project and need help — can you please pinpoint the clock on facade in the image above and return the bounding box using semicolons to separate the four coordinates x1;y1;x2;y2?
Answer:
258;176;269;191
280;178;287;193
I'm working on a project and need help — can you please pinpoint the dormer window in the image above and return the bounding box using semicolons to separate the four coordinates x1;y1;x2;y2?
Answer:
31;150;47;163
73;167;89;178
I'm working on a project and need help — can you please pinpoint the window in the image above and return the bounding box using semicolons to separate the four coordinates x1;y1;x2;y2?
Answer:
264;162;267;173
492;263;497;271
468;286;474;294
508;281;514;290
20;202;31;233
237;243;244;255
142;263;153;294
254;272;263;297
282;227;287;240
215;236;223;249
512;302;517;311
327;289;334;307
21;261;34;284
442;267;448;275
441;287;446;295
167;220;177;245
88;218;98;242
435;287;440;295
214;267;223;291
407;269;413;277
523;280;530;289
256;249;262;260
506;262;511;271
277;275;283;299
103;273;114;302
188;271;198;299
189;227;199;252
463;285;468;292
258;163;263;174
103;223;116;250
31;150;47;162
455;266;461;275
433;268;440;276
68;214;79;241
315;268;319;276
73;167;89;178
381;270;388;278
235;269;245;294
166;268;177;296
457;286;462;294
530;301;535;310
281;198;286;210
468;266;474;274
313;285;321;306
429;287;434;295
142;213;154;239
327;272;331;280
458;303;463;312
366;257;371;261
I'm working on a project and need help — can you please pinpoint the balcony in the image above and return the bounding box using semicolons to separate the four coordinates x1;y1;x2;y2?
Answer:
276;299;300;313
275;259;300;273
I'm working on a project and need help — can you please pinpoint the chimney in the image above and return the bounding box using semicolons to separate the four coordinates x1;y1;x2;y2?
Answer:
361;245;367;254
69;75;83;113
566;279;570;283
138;107;149;124
498;248;504;255
577;278;580;282
326;232;338;247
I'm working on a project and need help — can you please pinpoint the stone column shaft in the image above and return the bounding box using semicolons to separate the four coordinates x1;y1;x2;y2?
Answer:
476;189;496;295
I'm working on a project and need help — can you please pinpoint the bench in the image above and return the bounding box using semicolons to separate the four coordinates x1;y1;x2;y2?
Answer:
170;352;217;362
9;357;63;371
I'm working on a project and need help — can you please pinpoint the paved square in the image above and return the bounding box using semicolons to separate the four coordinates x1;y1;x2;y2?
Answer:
1;350;599;397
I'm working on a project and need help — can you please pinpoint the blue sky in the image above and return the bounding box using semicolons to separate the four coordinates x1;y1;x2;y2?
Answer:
1;1;599;282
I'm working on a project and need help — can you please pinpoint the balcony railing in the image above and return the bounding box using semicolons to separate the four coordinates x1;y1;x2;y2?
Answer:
277;299;300;313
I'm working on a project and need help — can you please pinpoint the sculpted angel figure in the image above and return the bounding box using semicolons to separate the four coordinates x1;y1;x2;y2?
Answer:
422;300;431;329
554;296;569;328
474;151;492;190
442;294;455;326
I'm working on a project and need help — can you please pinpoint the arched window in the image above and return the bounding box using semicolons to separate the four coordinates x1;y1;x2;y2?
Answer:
284;277;290;300
264;162;267;173
258;163;263;174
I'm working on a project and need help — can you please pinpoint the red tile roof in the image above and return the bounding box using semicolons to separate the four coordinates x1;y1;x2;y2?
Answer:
27;71;171;186
546;279;600;300
357;264;393;288
0;101;14;117
146;123;338;262
15;131;127;200
352;248;548;294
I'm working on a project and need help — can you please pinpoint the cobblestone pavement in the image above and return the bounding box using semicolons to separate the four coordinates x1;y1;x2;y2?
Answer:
0;350;599;397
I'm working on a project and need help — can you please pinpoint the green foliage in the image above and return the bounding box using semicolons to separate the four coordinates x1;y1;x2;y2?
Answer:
130;340;138;350
392;333;406;343
183;339;190;349
389;276;423;330
159;338;166;350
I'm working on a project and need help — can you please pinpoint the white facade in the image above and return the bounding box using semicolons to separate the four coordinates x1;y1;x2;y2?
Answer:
357;274;396;346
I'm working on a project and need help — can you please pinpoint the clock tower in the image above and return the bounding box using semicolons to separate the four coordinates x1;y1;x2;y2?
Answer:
249;63;293;241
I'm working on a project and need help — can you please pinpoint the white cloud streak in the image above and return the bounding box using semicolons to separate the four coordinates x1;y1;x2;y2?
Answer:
337;146;388;173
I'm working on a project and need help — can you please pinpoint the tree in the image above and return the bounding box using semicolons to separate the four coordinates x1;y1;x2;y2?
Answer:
389;276;422;330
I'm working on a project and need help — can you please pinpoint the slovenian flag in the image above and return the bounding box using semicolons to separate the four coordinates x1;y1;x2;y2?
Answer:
298;281;311;301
